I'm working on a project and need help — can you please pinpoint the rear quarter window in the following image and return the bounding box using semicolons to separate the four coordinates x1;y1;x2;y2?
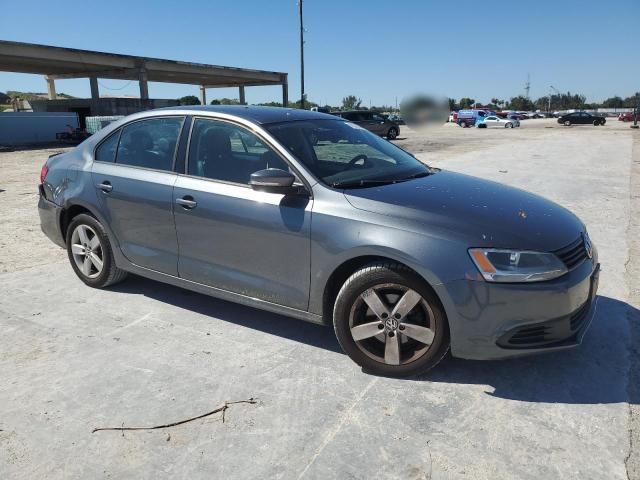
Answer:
95;129;121;162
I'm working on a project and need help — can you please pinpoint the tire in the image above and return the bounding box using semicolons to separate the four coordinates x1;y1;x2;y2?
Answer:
564;120;571;126
505;122;513;128
593;120;599;126
66;213;127;288
333;262;450;377
386;127;398;140
459;121;467;128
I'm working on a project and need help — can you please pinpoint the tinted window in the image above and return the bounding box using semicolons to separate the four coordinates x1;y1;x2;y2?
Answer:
95;129;120;162
341;112;357;121
116;117;183;171
187;118;289;184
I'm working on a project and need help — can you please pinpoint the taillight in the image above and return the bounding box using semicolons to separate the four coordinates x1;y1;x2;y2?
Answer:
40;164;49;184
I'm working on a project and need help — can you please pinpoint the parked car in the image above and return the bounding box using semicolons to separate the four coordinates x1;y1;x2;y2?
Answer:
38;106;599;377
477;115;520;128
333;110;400;139
618;111;638;122
557;111;606;126
387;114;405;125
456;109;487;128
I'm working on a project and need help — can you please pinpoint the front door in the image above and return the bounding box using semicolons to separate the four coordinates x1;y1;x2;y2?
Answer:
173;117;312;310
91;116;184;275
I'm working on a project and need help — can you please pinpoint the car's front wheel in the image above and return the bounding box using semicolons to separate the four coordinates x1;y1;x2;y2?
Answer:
386;127;398;140
333;262;450;377
564;120;571;126
505;122;513;128
66;213;127;288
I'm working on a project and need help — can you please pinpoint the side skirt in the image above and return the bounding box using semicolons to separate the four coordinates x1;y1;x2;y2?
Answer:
121;262;326;326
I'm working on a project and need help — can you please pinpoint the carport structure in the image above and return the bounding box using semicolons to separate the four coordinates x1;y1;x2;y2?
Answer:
0;40;288;106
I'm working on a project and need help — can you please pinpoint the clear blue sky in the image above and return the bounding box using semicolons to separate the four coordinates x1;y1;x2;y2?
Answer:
1;0;638;106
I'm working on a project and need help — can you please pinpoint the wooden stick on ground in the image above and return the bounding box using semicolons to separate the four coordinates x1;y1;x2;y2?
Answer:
92;398;257;434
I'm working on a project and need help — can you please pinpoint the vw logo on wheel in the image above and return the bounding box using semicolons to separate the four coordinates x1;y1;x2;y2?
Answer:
385;318;399;331
583;232;593;259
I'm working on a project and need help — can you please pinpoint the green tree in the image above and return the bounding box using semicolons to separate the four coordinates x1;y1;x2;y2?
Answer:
178;95;201;105
290;94;318;109
342;95;362;110
601;96;624;108
448;98;459;111
624;93;640;108
507;95;535;111
458;97;475;109
256;101;283;107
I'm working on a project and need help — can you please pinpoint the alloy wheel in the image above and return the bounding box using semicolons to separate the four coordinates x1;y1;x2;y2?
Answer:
70;224;104;279
348;283;435;366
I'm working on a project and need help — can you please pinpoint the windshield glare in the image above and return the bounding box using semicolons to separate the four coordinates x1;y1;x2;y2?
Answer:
265;119;430;187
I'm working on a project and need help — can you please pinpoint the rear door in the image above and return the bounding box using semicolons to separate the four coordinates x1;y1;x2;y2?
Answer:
91;116;184;275
173;117;312;310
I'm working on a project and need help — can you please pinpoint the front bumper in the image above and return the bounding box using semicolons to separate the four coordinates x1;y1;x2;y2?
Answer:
38;186;66;248
434;256;600;360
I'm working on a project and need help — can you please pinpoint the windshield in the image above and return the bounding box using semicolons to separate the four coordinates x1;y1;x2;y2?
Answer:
265;119;431;188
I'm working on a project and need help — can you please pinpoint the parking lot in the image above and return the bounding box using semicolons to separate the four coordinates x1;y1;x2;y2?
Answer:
1;119;639;479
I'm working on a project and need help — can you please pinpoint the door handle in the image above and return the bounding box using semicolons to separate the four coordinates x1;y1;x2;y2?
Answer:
97;181;113;193
176;196;197;209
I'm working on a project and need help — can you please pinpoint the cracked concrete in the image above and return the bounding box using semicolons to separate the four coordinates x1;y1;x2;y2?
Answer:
0;119;638;479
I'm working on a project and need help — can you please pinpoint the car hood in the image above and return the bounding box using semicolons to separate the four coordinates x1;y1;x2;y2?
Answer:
343;170;584;251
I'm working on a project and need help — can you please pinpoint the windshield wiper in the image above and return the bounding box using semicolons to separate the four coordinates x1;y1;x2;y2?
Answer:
331;179;399;189
398;171;431;182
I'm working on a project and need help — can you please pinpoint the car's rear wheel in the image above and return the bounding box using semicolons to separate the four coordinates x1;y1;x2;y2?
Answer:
593;120;599;126
333;262;450;377
564;120;571;126
459;121;467;128
66;213;127;288
386;127;398;140
505;122;513;128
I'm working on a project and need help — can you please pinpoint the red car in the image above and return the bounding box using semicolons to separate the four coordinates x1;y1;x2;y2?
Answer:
618;111;638;122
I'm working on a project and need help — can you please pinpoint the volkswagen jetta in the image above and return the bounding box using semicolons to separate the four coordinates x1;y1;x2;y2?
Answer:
38;106;600;376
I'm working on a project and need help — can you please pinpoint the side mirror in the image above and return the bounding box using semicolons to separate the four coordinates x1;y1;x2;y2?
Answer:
249;168;303;195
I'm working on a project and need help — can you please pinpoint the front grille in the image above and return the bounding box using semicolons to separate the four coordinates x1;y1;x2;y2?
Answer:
554;237;588;270
498;300;590;348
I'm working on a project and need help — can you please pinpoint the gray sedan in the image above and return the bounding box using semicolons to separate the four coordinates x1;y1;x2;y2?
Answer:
38;106;599;377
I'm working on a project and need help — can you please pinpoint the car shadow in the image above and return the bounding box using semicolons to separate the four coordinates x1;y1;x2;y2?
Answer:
110;276;637;405
109;274;343;354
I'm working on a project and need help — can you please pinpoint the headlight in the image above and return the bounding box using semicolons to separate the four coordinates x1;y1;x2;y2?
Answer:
468;248;568;283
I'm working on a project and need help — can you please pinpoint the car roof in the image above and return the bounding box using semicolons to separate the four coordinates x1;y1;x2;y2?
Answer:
154;105;339;124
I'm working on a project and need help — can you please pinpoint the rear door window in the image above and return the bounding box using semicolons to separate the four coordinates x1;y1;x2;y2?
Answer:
115;117;184;171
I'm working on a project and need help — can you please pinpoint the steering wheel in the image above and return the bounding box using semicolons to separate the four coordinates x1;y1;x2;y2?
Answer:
347;154;370;168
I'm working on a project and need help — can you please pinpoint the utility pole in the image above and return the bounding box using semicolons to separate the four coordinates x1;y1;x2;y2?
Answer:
299;0;305;110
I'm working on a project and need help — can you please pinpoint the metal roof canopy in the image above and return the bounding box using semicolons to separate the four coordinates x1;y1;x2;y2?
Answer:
0;40;288;105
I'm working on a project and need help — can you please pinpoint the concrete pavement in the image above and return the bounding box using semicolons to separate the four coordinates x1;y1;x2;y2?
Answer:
0;125;637;479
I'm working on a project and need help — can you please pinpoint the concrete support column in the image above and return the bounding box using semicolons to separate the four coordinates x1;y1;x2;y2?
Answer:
199;85;207;106
281;82;288;107
89;76;99;100
239;86;246;105
46;76;57;100
138;67;149;100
